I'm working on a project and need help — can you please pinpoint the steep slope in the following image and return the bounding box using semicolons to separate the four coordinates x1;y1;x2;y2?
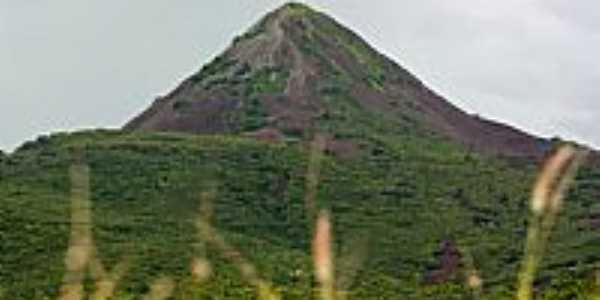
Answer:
125;2;551;160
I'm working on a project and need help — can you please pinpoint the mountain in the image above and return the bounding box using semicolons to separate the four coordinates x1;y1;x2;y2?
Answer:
1;3;599;300
125;2;551;161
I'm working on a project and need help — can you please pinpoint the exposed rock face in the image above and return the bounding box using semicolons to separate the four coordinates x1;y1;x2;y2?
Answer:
424;240;463;284
126;2;553;161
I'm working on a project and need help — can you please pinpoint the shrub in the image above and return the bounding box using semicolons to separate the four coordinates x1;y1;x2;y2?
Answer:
240;97;268;131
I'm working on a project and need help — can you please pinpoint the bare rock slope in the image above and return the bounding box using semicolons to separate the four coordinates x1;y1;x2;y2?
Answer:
126;3;553;160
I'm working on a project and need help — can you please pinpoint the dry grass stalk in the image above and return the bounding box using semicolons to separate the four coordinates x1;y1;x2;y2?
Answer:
313;210;336;300
530;146;583;215
90;258;130;300
58;163;93;300
461;247;484;300
58;155;144;300
191;190;215;283
191;258;212;283
516;145;587;300
141;277;176;300
197;189;281;300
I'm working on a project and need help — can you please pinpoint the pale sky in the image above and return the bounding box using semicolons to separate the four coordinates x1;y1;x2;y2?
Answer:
1;0;599;152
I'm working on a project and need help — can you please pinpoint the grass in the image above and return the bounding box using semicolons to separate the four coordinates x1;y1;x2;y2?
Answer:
52;144;598;300
516;146;587;300
0;131;599;299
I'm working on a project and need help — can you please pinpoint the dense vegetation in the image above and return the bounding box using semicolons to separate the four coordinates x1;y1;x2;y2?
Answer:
1;130;598;299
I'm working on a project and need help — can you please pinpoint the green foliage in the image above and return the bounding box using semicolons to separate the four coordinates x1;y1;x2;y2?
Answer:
190;55;238;84
537;274;600;300
1;130;598;299
365;66;386;91
419;283;469;300
231;66;289;132
240;97;269;132
246;67;289;95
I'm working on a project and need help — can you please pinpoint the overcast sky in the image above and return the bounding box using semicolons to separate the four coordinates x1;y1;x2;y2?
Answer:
1;0;599;152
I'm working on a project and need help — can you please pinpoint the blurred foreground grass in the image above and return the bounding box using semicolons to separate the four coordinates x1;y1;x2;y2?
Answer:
0;131;599;299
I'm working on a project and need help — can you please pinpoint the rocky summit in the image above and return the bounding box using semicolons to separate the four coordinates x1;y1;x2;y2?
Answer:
125;2;552;161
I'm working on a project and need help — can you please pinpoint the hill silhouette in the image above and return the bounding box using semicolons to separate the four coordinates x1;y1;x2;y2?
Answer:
125;2;553;161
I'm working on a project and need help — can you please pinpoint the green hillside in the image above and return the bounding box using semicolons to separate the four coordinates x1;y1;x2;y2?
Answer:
1;130;598;299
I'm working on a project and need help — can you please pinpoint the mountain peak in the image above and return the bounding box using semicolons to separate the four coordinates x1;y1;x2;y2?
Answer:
224;1;334;69
274;2;316;15
125;4;552;161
